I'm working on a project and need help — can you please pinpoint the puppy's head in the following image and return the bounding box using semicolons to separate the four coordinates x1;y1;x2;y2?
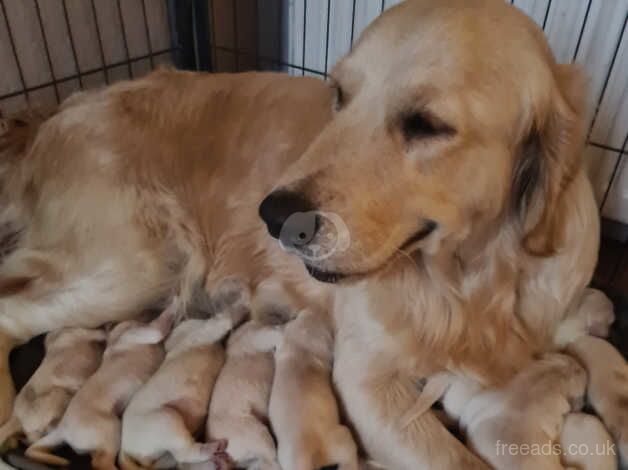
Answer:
259;0;586;283
540;353;587;409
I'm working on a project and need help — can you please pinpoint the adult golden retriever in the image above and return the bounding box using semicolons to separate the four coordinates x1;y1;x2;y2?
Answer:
0;0;624;468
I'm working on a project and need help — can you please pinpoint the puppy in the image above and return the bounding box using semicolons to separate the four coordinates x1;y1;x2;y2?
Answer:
554;288;615;347
270;309;358;470
567;335;628;466
25;305;175;470
119;309;246;470
0;327;105;448
559;412;617;470
208;320;283;470
460;353;587;470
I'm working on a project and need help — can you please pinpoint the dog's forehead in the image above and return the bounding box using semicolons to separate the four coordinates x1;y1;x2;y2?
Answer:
343;0;548;90
333;0;556;137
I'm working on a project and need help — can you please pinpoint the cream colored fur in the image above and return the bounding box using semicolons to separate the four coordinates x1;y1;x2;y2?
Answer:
459;353;586;470
25;307;174;470
560;412;617;470
119;311;240;469
567;336;628;466
207;320;283;470
270;309;359;470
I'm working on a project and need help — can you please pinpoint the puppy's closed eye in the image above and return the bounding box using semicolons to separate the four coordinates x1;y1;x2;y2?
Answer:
400;111;454;142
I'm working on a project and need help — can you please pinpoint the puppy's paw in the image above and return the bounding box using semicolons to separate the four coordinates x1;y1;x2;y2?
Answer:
209;451;233;470
202;438;228;455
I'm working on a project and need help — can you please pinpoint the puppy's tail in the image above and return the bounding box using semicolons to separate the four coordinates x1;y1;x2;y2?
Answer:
0;416;20;451
25;430;69;466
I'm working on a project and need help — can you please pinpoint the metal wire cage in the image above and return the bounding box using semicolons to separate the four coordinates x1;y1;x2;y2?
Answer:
0;0;176;108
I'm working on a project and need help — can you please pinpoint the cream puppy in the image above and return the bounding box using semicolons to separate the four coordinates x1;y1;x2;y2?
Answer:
567;335;628;466
270;309;359;470
208;320;283;470
25;306;174;470
460;353;587;470
559;412;617;470
0;327;105;447
118;307;245;470
554;288;615;347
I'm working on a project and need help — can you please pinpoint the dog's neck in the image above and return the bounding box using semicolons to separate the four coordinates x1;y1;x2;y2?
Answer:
358;222;538;387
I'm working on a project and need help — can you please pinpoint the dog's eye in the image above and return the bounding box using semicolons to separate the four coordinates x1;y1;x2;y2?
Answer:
332;85;345;111
401;112;453;141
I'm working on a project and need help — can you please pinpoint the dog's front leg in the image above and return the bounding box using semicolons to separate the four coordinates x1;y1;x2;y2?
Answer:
0;332;15;425
336;371;489;470
333;365;488;470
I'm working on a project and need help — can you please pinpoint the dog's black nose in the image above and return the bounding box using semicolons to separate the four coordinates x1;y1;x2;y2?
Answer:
259;190;318;243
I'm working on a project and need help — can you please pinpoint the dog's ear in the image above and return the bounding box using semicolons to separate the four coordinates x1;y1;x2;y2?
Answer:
514;64;587;256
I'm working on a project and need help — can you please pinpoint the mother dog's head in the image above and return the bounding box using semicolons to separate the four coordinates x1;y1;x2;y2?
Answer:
260;0;586;283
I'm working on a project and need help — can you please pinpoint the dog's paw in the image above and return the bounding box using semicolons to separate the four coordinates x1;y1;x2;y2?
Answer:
581;288;615;338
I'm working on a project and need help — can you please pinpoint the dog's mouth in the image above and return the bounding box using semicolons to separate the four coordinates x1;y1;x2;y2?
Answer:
400;220;438;250
303;221;437;284
304;264;347;284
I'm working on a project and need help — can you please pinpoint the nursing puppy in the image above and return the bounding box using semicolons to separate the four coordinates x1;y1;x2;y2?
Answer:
119;304;247;470
567;335;628;466
26;306;174;469
0;327;105;448
559;412;617;470
208;320;283;470
460;353;587;470
270;309;358;470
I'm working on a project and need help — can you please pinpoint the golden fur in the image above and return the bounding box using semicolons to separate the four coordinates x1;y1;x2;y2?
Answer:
0;0;621;467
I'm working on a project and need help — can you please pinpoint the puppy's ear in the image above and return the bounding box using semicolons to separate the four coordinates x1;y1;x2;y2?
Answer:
515;64;587;256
